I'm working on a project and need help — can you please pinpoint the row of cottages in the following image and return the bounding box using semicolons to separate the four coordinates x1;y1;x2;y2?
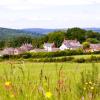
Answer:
43;40;100;52
2;43;33;55
43;39;82;52
90;44;100;52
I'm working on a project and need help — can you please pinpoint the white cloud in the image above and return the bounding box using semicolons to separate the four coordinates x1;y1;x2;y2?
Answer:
0;0;99;6
0;0;99;11
0;0;100;28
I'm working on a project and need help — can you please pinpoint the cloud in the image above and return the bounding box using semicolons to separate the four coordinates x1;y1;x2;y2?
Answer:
0;0;100;28
0;0;99;6
0;0;99;11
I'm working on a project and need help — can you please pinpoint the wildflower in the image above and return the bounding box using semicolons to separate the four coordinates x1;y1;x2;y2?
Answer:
90;86;94;90
89;81;92;84
10;94;14;98
5;81;11;87
45;91;52;98
85;82;88;85
83;87;86;90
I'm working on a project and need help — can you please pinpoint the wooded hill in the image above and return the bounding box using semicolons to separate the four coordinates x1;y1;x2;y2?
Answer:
0;27;100;49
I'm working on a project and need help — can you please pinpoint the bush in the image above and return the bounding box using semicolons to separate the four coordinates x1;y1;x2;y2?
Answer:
74;58;86;63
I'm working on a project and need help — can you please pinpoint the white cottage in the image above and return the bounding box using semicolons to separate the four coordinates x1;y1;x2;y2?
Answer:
43;43;55;52
60;39;82;50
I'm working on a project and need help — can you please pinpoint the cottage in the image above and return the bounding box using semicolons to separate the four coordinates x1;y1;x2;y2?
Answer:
43;43;55;52
20;43;33;51
90;44;100;52
2;43;33;55
60;39;82;50
2;48;15;55
14;48;23;55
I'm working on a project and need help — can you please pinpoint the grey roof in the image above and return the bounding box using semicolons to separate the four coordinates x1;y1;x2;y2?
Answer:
63;40;81;48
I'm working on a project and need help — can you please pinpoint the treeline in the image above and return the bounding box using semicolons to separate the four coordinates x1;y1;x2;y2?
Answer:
0;27;100;49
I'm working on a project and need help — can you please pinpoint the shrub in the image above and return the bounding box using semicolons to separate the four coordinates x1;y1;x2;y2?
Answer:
74;58;86;63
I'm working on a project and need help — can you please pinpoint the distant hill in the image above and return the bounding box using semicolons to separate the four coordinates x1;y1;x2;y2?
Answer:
0;27;100;40
22;28;58;34
84;28;100;33
22;28;100;34
0;27;43;40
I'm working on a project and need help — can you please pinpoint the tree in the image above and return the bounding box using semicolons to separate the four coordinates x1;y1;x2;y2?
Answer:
65;27;86;42
0;40;5;49
47;31;65;47
86;38;100;44
82;42;90;49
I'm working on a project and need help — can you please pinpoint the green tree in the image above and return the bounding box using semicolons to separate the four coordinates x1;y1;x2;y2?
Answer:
82;42;90;49
86;38;100;44
47;31;65;47
65;27;86;42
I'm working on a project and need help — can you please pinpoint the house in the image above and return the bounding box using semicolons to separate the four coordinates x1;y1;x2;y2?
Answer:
60;39;82;50
90;44;100;52
2;43;33;55
14;48;23;55
20;43;33;51
2;48;15;55
43;43;55;52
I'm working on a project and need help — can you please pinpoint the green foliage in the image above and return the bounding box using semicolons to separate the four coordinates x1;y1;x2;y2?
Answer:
0;40;5;49
0;27;100;49
20;49;83;58
47;31;65;47
73;58;86;63
82;42;90;49
86;38;100;44
0;27;41;40
77;64;100;100
65;27;86;42
0;61;100;99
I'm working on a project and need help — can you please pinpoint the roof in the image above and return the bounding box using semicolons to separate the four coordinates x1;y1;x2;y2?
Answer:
62;39;81;48
90;44;100;50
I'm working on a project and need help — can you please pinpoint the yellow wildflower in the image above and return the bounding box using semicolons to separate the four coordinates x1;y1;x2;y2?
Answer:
91;87;94;90
45;91;52;98
83;87;86;90
5;81;11;87
10;94;14;98
85;82;88;85
89;81;92;84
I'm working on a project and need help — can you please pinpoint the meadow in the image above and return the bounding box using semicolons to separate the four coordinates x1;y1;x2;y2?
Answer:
0;61;100;100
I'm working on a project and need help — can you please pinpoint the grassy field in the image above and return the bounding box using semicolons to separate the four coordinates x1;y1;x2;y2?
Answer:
0;61;100;100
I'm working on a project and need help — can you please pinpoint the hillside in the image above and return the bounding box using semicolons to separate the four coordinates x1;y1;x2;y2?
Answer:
0;27;42;40
22;28;100;34
22;28;58;34
84;28;100;33
0;27;100;40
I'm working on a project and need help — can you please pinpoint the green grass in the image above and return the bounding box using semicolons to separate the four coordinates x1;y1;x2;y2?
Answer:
28;54;100;62
0;61;100;100
56;54;100;59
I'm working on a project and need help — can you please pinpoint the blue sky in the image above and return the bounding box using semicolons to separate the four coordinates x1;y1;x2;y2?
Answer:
0;0;100;29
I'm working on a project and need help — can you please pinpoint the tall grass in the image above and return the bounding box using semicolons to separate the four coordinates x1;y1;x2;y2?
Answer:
0;61;99;100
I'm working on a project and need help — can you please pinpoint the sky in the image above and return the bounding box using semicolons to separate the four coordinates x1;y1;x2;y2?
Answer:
0;0;100;29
